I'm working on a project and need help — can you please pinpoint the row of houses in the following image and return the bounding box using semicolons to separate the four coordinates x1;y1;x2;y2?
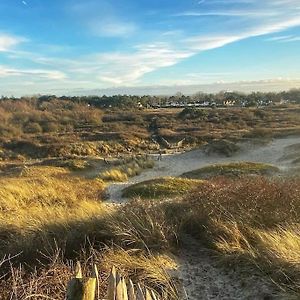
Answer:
147;100;239;109
146;99;290;109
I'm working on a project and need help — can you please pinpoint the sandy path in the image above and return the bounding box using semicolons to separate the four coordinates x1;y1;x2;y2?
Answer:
103;136;300;299
106;135;300;202
177;235;281;300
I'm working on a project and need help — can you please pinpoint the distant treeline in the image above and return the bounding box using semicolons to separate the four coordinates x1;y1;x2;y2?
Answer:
1;88;300;108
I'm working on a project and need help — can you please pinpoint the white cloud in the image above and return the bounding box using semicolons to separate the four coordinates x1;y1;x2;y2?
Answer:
0;34;24;51
92;43;192;85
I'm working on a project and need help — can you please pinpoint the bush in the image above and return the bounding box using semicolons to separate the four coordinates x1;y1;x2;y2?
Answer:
42;121;60;132
23;122;43;134
203;139;240;157
178;108;208;120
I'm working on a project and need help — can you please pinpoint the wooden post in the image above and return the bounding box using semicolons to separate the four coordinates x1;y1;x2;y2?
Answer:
116;274;124;300
66;262;97;300
127;279;136;300
122;278;129;300
92;264;99;300
66;264;158;300
107;266;117;300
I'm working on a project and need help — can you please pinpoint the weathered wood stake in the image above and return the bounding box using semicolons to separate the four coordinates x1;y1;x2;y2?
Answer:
66;262;97;300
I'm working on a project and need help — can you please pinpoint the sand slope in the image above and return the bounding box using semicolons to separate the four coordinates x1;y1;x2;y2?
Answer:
106;136;300;202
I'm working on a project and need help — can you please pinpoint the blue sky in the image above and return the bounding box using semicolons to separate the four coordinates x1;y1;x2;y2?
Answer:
0;0;300;95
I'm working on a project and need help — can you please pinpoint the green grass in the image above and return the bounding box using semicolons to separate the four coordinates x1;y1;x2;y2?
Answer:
122;177;204;199
181;162;280;179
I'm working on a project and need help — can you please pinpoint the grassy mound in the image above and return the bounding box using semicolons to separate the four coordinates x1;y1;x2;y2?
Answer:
203;139;240;157
122;177;203;199
182;162;279;179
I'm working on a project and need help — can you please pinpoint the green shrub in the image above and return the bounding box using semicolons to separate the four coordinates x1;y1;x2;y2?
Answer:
204;139;240;157
122;177;203;199
182;162;279;179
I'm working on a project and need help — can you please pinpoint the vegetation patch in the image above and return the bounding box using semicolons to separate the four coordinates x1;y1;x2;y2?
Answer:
39;158;93;171
0;166;108;257
122;177;203;199
99;156;154;182
178;107;208;120
203;139;241;157
177;177;300;294
182;162;279;179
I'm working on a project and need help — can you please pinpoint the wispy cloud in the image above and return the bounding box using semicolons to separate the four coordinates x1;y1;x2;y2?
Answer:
283;36;300;42
95;43;192;84
266;35;293;41
185;15;300;51
0;65;66;80
87;19;137;37
174;10;278;18
0;34;25;51
70;0;137;38
267;35;300;42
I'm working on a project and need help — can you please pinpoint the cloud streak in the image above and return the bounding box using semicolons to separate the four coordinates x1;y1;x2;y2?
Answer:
267;35;300;42
0;65;66;80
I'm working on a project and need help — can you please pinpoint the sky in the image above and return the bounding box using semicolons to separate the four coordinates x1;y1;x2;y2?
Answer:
0;0;300;96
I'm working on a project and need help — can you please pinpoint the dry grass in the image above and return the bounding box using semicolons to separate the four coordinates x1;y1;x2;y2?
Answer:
0;166;110;257
101;247;179;299
178;177;300;293
0;165;180;299
1;160;300;297
106;199;179;251
99;156;154;182
0;246;179;300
